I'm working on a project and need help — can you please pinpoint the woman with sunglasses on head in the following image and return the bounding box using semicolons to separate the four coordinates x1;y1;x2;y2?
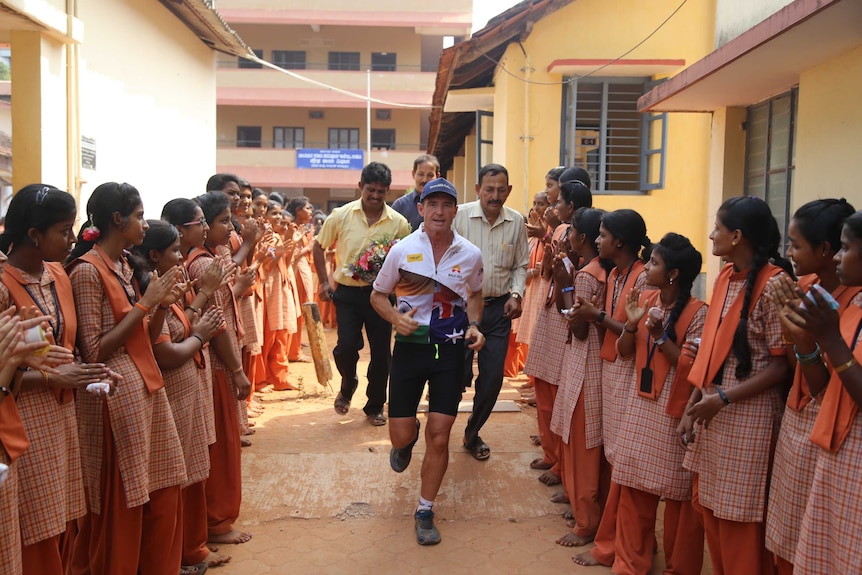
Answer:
186;192;253;548
765;199;857;575
67;182;186;575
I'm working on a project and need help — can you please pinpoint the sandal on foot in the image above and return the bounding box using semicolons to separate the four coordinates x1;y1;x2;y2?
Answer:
464;437;491;461
390;419;420;473
333;392;350;416
240;437;252;447
530;434;542;446
366;411;387;426
180;562;208;575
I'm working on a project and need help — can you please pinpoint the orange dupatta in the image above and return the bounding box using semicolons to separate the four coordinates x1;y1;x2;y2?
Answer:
809;302;862;453
600;260;645;362
632;291;705;417
786;278;860;412
1;262;78;403
68;246;164;393
688;263;783;390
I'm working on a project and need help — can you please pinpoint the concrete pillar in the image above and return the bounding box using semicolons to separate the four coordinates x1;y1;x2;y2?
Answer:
10;30;67;190
705;106;747;293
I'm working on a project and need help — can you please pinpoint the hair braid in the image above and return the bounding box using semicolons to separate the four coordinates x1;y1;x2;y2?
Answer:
666;278;693;343
732;247;768;379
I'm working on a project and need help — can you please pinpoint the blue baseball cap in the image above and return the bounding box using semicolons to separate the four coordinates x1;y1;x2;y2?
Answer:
420;177;458;202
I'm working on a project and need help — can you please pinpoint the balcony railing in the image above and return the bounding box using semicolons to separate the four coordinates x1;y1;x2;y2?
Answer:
217;140;426;152
216;58;437;73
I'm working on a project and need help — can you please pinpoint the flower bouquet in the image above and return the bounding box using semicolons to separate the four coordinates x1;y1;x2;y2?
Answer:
344;235;398;283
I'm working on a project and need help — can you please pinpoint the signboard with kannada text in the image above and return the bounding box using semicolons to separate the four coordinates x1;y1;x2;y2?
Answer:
296;149;364;170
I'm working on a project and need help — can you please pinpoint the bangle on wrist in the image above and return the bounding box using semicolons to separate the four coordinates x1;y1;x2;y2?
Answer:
561;286;574;294
834;358;858;374
795;344;822;365
134;302;150;314
185;305;201;315
230;365;244;375
158;304;171;311
624;323;637;334
716;387;730;405
191;334;205;348
595;310;607;325
40;369;49;387
200;290;212;301
654;333;669;347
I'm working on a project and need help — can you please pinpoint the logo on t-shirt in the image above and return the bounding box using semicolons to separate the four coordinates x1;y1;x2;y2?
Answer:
407;253;423;262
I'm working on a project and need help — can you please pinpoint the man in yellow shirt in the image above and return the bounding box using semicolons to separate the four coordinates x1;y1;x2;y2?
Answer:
312;162;411;425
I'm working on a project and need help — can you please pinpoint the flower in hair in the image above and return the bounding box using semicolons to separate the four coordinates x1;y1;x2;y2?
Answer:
82;216;100;242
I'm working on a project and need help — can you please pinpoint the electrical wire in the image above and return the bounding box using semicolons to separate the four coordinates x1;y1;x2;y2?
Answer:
472;0;689;86
247;55;439;109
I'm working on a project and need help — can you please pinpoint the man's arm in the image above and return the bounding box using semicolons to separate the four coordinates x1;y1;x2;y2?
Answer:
312;240;332;302
465;288;485;351
370;290;418;336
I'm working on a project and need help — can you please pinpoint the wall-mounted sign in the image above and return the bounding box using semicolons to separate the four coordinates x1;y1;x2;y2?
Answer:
296;149;363;170
81;136;96;170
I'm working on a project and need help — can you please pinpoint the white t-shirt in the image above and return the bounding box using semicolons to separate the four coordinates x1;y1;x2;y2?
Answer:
373;226;483;345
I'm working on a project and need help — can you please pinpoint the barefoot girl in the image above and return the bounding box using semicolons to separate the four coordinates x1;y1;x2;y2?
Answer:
550;207;607;548
187;192;253;547
572;208;652;568
613;233;706;575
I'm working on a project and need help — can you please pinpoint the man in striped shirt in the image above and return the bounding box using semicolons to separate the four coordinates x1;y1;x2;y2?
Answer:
453;164;529;461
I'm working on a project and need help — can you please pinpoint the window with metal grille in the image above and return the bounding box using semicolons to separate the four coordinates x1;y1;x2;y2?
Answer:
238;49;263;69
328;52;360;71
744;89;797;244
371;52;397;71
371;129;395;150
237;126;262;148
328;128;360;149
561;78;667;194
274;127;304;149
272;50;306;70
476;110;494;176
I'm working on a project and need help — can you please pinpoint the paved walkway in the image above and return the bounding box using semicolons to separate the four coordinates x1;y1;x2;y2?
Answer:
218;331;710;574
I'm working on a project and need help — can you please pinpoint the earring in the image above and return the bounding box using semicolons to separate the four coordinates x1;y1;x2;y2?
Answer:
669;278;674;285
34;240;38;247
617;244;623;248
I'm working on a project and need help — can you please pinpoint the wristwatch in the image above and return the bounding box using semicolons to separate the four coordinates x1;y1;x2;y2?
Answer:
510;293;522;301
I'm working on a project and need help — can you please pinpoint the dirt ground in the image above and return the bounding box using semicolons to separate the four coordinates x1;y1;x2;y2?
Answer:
217;329;712;574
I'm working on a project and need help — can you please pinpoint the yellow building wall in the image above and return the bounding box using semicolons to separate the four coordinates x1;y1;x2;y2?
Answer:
793;44;862;210
76;0;216;213
217;106;423;150
488;0;716;262
228;24;423;69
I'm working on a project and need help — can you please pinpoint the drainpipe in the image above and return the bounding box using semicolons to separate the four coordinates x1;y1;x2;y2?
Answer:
520;46;533;214
66;0;81;207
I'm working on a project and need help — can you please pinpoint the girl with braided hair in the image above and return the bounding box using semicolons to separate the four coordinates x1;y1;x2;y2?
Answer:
612;233;707;575
765;198;857;575
682;195;794;575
